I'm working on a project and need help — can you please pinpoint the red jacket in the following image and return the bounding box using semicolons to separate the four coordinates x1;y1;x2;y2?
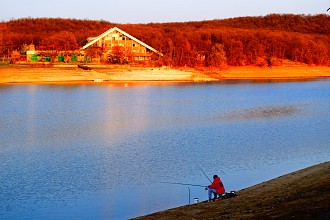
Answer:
208;177;225;194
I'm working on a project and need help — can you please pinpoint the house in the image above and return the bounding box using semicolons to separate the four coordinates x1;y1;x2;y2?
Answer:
81;27;162;63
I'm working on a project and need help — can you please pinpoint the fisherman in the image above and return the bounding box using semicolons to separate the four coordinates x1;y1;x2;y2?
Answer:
208;175;225;201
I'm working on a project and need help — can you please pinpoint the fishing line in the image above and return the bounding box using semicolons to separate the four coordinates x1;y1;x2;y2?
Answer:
158;181;207;188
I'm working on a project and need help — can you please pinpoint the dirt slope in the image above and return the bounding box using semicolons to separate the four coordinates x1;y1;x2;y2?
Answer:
135;162;330;220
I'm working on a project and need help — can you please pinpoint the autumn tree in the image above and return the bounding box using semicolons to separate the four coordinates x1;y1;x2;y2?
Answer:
108;46;130;64
20;43;30;54
85;47;102;63
206;43;227;67
0;24;12;58
225;39;245;66
40;31;78;51
2;15;329;66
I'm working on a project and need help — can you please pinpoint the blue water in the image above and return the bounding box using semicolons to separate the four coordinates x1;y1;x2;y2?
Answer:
0;80;329;219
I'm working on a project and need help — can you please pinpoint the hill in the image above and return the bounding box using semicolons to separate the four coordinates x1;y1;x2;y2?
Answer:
1;14;329;67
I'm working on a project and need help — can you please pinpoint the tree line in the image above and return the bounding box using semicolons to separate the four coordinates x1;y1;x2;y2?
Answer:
0;14;329;66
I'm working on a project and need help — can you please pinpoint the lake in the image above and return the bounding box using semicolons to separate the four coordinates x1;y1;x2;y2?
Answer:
0;80;329;219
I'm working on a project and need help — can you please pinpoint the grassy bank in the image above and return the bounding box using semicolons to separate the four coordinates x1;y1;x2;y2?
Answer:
0;64;329;84
134;162;330;219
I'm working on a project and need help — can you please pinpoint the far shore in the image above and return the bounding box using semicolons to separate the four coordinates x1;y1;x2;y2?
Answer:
0;64;329;84
135;161;330;219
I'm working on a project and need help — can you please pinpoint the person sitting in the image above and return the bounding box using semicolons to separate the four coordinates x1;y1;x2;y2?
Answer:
208;175;225;201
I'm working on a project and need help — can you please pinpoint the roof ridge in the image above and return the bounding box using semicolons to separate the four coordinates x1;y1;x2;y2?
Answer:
82;27;162;56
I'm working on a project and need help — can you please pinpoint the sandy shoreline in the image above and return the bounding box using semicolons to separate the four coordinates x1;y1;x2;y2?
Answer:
0;65;329;83
135;161;330;219
0;65;209;83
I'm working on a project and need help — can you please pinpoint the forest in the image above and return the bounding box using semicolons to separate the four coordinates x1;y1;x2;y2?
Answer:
0;14;329;67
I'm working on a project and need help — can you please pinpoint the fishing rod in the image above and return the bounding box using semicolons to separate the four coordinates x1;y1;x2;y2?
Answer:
197;165;212;183
159;181;207;188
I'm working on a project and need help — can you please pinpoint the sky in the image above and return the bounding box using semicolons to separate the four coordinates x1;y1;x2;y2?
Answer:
1;0;329;23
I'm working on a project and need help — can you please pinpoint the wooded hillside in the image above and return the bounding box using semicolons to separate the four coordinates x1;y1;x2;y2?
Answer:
1;14;329;67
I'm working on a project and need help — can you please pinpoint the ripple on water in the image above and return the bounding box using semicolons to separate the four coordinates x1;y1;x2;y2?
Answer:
219;104;305;121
